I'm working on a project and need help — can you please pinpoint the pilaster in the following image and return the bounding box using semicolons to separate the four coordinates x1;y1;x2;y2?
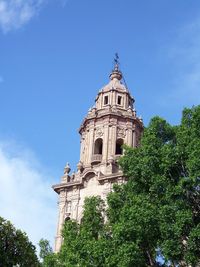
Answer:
102;122;109;162
111;123;117;156
88;124;95;164
55;190;66;252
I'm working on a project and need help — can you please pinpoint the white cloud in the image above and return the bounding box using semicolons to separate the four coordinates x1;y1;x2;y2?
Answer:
0;140;58;252
60;0;69;7
0;0;46;32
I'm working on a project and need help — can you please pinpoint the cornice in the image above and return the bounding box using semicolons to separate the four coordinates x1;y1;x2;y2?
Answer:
79;115;143;134
52;172;126;194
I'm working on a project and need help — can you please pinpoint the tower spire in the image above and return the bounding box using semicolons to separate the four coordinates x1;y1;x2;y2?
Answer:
114;52;120;71
110;53;122;80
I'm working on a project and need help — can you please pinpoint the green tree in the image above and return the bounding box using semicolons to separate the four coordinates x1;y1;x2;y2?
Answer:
39;239;53;261
39;239;58;267
58;196;109;267
117;106;200;266
0;216;40;267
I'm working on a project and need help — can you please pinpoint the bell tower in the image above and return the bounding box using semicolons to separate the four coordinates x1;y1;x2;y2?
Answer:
53;56;143;252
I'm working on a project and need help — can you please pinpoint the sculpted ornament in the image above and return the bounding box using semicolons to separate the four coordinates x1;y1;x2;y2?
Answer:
95;127;103;138
66;201;71;213
59;194;66;203
117;127;126;138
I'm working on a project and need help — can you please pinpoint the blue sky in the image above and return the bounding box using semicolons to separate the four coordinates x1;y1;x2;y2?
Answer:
0;0;200;251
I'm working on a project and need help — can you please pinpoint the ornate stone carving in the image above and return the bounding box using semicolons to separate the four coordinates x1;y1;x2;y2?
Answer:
77;161;83;173
117;127;126;138
111;105;117;112
95;127;103;138
66;201;71;213
59;190;66;203
64;162;71;175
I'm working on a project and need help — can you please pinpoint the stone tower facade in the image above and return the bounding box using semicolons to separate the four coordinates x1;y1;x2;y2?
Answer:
53;61;143;252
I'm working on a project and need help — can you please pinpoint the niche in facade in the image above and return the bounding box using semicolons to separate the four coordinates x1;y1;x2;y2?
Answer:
94;138;103;154
115;138;123;155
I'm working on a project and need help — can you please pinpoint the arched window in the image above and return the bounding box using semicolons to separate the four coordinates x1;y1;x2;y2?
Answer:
115;139;123;155
94;138;103;154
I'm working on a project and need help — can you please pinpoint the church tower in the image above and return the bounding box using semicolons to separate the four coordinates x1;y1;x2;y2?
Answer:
53;57;143;252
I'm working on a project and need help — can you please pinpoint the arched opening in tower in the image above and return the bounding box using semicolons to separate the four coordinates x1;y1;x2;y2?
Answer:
94;138;103;155
116;139;123;155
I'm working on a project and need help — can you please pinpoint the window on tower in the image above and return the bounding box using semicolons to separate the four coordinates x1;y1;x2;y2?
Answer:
104;96;108;105
115;139;123;155
94;138;103;155
117;96;122;105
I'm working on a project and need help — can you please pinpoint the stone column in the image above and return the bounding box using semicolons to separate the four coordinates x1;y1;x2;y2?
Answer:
103;122;109;162
126;122;133;147
54;190;66;253
107;124;112;160
132;124;136;147
126;94;129;109
127;128;132;146
70;187;80;221
87;125;94;164
111;90;115;106
100;93;103;109
111;124;117;156
80;136;84;163
85;129;90;165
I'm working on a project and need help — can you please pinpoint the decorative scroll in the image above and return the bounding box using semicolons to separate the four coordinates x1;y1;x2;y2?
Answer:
117;127;126;138
95;127;103;138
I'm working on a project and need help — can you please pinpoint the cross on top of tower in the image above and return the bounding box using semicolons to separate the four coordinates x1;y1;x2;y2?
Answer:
110;53;122;80
114;53;119;71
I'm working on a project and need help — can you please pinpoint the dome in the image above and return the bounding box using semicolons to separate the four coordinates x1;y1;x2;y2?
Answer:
100;77;128;93
99;64;128;93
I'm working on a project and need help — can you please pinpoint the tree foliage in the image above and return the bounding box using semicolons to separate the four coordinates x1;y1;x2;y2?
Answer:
58;196;108;267
39;238;53;262
0;216;40;267
116;105;200;266
43;105;200;267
